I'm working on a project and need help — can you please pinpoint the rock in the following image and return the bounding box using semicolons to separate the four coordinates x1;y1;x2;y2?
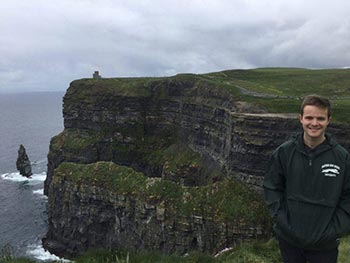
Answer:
43;162;271;258
16;144;32;178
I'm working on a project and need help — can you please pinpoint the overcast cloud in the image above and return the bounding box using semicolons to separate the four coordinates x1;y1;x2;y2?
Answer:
1;0;350;92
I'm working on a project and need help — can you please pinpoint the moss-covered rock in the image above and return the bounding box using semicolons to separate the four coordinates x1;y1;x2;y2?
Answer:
45;161;271;257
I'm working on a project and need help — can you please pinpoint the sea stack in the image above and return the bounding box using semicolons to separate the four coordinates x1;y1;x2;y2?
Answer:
16;144;32;178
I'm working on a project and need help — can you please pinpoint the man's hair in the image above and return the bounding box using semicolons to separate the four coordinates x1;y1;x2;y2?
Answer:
300;94;331;118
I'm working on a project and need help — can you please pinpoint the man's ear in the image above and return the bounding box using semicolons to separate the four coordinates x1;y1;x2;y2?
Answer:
299;114;303;123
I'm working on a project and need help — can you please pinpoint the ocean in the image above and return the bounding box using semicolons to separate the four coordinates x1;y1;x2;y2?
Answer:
0;92;67;261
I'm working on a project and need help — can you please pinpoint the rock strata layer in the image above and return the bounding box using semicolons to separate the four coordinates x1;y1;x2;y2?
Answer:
44;161;270;257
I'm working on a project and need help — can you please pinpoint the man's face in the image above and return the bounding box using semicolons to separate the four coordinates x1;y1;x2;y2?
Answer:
300;105;330;140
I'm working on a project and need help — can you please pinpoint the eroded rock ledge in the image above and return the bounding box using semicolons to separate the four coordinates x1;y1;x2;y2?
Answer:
43;75;350;257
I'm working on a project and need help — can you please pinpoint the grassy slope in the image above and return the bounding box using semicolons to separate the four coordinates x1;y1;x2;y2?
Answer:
208;68;350;96
201;67;350;123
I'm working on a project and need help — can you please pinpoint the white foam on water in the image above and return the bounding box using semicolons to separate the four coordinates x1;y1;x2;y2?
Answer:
33;188;44;195
1;172;46;184
1;172;28;182
32;188;48;199
27;244;72;262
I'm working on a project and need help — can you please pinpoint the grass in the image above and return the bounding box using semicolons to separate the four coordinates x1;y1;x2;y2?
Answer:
50;129;102;153
54;161;148;195
66;68;350;123
62;68;350;123
73;249;216;263
2;237;349;262
54;161;270;223
67;78;154;98
1;240;278;263
66;73;199;101
201;68;350;123
151;143;202;174
217;238;281;263
205;68;350;97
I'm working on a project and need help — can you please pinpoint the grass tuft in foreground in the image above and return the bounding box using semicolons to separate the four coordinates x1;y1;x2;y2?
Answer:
2;237;350;262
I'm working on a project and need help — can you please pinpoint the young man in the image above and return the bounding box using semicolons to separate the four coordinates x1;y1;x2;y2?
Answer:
263;95;350;263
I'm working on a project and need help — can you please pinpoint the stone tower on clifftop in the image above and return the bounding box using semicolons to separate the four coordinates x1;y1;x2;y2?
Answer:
93;71;102;79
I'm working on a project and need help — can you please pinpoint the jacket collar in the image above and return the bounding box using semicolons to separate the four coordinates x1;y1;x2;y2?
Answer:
294;132;336;155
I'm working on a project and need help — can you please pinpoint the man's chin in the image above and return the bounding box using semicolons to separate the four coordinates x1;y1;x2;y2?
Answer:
306;131;323;138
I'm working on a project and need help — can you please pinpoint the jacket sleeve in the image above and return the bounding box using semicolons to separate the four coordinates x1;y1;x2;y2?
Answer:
330;154;350;237
263;149;286;218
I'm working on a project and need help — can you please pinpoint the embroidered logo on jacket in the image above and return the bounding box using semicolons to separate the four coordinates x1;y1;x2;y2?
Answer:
321;164;340;177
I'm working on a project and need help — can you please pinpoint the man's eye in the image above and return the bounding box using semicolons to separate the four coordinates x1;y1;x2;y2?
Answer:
317;117;326;121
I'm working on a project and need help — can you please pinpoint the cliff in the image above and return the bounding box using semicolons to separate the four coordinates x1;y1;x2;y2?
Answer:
43;74;350;257
44;161;269;257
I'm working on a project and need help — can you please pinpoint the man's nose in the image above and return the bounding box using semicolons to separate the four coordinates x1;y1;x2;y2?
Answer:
311;118;318;125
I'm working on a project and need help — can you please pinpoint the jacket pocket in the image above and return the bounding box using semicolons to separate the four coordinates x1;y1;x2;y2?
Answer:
286;197;335;247
275;209;299;243
315;222;337;246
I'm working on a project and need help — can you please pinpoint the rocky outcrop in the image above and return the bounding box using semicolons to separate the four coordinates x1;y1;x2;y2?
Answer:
44;162;270;258
16;144;32;178
43;75;350;257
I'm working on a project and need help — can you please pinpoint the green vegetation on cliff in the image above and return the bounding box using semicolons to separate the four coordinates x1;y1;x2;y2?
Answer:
55;161;147;194
50;129;102;153
67;78;154;98
67;68;350;123
66;73;199;101
203;68;350;123
54;161;269;224
207;68;350;97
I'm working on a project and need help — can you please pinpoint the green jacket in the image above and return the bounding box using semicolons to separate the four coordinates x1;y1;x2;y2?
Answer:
264;132;350;250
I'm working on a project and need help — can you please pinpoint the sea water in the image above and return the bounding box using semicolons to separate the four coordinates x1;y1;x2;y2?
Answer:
0;92;67;261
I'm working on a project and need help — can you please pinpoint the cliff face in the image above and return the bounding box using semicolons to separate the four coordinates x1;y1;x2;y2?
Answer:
44;75;350;257
44;162;270;258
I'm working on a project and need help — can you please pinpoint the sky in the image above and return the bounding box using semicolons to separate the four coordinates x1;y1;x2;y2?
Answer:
1;0;350;93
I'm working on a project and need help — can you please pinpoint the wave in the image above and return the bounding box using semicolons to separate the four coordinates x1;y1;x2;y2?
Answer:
32;188;44;195
26;243;71;262
1;172;46;184
32;188;48;199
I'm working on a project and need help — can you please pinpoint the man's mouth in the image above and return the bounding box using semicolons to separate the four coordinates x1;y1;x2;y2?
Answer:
308;127;321;133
